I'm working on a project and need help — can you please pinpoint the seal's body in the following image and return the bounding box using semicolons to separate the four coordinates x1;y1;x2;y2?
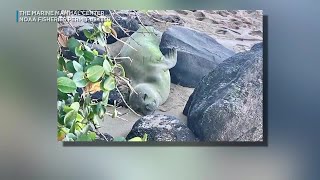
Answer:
119;26;177;115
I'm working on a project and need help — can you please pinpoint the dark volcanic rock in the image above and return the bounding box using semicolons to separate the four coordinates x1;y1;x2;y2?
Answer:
100;16;140;44
76;88;128;107
159;26;235;88
184;43;263;141
58;15;139;44
182;92;194;116
90;90;126;107
126;114;198;142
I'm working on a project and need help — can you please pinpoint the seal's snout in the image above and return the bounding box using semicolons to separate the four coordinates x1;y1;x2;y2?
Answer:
145;100;157;112
129;84;160;115
138;93;157;115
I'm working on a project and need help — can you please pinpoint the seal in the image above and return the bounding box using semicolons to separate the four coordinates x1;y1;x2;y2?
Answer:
119;26;177;115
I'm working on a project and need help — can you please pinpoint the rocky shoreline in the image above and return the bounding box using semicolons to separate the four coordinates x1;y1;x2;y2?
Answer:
58;10;263;142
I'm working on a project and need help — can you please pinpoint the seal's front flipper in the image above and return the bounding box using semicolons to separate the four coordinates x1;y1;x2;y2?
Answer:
161;47;177;70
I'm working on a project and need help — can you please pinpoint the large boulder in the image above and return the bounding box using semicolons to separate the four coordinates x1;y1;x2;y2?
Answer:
184;43;263;141
159;26;235;88
126;114;198;142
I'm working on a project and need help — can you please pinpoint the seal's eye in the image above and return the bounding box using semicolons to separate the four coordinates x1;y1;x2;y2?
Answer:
143;94;148;100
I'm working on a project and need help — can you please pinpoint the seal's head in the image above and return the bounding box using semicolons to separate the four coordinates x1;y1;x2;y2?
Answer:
129;84;160;115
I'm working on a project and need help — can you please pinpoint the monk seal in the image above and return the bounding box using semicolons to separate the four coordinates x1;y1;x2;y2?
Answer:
119;26;177;115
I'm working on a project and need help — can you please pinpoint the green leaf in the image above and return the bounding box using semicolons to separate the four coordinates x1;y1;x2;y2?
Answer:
103;60;112;75
81;124;90;134
98;105;105;119
76;113;84;122
75;45;84;57
97;33;105;46
83;51;95;61
102;91;109;101
88;110;94;120
97;24;103;32
91;56;104;66
101;91;109;105
63;106;74;113
73;71;88;88
58;115;64;125
102;76;115;91
86;65;104;82
103;19;112;33
69;121;76;134
113;137;127;142
74;92;80;102
76;134;91;141
142;133;148;141
83;44;92;52
70;102;80;111
65;133;77;140
74;130;82;137
101;26;109;34
57;77;77;93
128;137;143;142
77;123;85;130
57;70;67;78
82;119;88;124
67;37;81;53
64;110;77;128
66;61;76;73
93;115;100;128
73;61;83;72
92;103;102;114
57;56;66;71
85;95;91;105
88;132;96;140
58;90;68;101
79;56;86;66
83;29;93;39
92;49;99;56
58;64;63;71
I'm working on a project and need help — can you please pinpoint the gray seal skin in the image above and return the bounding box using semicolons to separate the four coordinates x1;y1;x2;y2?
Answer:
119;26;177;115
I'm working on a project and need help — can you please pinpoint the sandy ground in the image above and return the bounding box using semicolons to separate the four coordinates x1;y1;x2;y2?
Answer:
99;10;263;138
147;10;263;53
100;84;193;137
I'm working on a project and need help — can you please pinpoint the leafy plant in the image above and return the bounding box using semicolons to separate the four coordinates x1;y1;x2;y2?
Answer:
57;19;144;142
113;134;148;142
128;134;148;142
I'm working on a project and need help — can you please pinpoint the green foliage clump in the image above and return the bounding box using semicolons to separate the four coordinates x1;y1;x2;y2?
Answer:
57;21;145;142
